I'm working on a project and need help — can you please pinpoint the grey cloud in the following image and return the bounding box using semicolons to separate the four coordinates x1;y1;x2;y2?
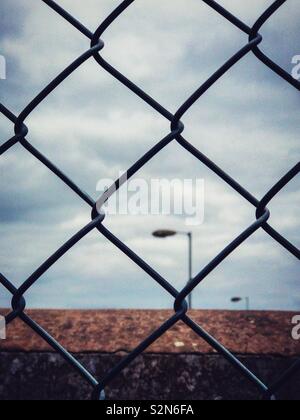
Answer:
0;0;299;310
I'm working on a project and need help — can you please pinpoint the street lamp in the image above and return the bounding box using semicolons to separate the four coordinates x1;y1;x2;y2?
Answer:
152;230;193;310
231;297;250;311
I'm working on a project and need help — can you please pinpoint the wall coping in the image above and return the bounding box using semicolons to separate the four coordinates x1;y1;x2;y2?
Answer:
0;309;299;356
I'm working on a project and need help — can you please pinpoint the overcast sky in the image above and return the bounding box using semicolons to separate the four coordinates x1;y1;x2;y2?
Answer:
0;0;299;310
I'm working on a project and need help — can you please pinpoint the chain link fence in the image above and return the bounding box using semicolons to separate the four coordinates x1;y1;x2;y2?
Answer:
1;0;299;400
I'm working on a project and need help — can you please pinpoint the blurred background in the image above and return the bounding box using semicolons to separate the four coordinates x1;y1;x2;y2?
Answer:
0;0;299;310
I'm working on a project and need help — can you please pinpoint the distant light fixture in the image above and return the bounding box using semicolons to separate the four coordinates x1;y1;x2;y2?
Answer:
152;229;193;309
231;296;250;311
231;297;242;303
152;230;177;239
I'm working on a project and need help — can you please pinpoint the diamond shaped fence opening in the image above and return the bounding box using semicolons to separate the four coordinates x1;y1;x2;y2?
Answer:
0;0;299;401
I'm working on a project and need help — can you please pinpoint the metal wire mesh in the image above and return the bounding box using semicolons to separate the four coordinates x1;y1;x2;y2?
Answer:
1;0;299;401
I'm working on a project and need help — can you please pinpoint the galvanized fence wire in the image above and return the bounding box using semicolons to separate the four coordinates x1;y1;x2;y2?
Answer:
0;0;299;400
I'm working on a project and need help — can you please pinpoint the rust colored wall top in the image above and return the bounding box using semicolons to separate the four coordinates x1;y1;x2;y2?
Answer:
0;309;299;356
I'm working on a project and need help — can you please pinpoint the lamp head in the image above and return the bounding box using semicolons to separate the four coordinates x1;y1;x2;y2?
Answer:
152;230;177;238
231;297;242;303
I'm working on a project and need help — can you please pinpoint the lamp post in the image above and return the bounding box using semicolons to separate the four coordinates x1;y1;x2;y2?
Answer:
152;230;193;309
231;296;250;311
